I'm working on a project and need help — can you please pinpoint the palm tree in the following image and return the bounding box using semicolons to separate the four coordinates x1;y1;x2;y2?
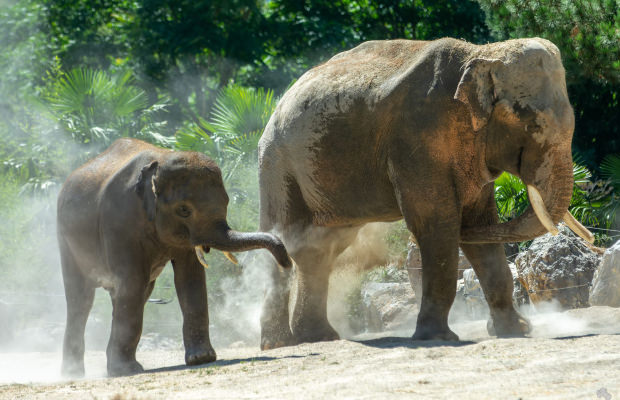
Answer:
175;84;276;164
43;67;169;148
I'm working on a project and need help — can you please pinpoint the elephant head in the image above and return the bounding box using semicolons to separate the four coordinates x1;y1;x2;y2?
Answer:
135;151;292;268
456;38;593;244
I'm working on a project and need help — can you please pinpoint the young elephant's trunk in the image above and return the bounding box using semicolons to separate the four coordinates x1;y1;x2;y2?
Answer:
198;224;292;268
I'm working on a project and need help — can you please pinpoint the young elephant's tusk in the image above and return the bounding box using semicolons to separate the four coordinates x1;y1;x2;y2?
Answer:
527;185;559;236
194;246;210;269
223;251;239;265
563;212;595;244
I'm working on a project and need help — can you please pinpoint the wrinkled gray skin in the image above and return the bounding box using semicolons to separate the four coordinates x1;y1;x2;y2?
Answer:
258;38;575;348
58;138;291;377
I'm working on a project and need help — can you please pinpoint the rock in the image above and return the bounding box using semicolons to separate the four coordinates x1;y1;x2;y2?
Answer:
515;226;601;309
405;240;472;300
510;263;530;306
365;263;408;284
452;268;489;321
589;240;620;307
360;282;418;332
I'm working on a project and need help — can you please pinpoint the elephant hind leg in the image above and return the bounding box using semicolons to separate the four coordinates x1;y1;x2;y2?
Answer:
289;225;360;344
260;259;295;350
258;171;308;350
60;241;96;378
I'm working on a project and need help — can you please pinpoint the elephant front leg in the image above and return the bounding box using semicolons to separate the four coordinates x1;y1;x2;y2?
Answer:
460;243;531;337
412;231;460;341
172;252;216;366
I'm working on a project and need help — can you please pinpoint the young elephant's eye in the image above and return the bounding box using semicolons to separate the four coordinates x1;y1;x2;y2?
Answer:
175;205;192;218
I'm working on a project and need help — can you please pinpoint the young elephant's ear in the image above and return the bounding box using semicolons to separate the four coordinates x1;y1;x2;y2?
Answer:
134;160;159;221
454;58;504;132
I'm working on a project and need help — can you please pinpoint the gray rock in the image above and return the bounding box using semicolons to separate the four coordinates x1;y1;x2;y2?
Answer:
452;268;489;321
589;240;620;307
515;225;601;309
360;282;418;332
405;240;471;301
510;263;530;306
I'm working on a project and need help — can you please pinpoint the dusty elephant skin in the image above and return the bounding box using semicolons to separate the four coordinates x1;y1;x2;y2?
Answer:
258;37;588;348
57;138;291;377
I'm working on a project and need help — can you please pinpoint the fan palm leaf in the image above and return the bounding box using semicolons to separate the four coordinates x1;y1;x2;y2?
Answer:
44;68;151;145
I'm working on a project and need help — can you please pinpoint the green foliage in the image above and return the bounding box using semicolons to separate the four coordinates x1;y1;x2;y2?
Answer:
43;0;133;70
599;153;620;225
207;85;275;157
42;67;169;148
494;172;528;222
601;154;620;187
477;0;619;84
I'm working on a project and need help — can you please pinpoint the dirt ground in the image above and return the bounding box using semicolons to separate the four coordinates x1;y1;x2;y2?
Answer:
1;306;619;400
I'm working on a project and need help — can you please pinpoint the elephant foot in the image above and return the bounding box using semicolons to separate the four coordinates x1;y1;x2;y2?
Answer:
488;309;531;338
261;327;297;350
61;360;85;378
107;359;144;377
185;345;217;366
412;324;459;341
292;323;340;345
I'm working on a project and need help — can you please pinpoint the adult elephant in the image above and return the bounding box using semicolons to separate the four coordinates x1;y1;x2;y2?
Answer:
258;38;594;349
57;138;291;377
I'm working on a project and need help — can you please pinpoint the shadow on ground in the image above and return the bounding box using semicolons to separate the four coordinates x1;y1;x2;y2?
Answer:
145;353;320;374
355;336;476;349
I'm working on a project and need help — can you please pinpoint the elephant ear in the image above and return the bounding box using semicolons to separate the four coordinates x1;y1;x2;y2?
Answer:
134;160;159;221
454;58;504;132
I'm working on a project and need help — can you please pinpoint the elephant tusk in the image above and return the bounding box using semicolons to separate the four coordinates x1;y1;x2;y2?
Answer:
563;212;595;244
194;246;209;269
223;251;239;265
526;185;559;236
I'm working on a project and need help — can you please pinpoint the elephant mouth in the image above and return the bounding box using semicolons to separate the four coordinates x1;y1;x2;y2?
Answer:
194;245;239;269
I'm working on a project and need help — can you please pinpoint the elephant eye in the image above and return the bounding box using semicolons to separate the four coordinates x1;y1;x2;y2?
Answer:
175;205;192;218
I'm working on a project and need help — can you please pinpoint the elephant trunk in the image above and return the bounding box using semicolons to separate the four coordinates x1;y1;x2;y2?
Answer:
197;224;292;268
461;148;580;244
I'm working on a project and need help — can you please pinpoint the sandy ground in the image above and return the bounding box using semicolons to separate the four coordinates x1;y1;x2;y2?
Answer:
1;306;620;400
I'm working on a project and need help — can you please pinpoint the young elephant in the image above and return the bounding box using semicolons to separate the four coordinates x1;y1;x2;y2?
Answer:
57;138;291;377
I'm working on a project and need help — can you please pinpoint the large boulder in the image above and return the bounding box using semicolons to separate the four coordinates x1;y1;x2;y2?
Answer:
515;226;601;309
589;240;620;307
360;281;418;332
